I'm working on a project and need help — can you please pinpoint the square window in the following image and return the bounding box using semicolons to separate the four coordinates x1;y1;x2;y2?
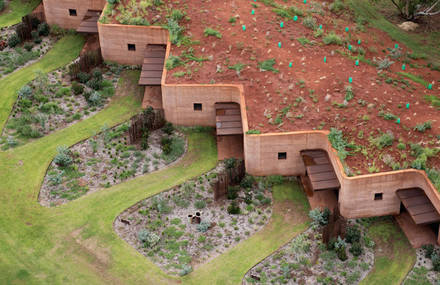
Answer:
278;152;287;160
69;9;77;16
374;193;383;200
128;44;136;51
194;103;202;111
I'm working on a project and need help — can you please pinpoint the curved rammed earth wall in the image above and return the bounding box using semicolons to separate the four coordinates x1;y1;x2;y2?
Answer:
90;18;440;244
43;0;107;29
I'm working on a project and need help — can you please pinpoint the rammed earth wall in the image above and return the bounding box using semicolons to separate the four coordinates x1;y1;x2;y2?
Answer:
43;0;106;29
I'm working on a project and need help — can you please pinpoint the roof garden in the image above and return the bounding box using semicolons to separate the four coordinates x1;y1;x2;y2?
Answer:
100;0;440;187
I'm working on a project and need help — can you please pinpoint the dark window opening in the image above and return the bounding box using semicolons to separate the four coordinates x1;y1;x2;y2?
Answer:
374;193;383;200
128;44;136;51
69;9;77;16
194;103;202;111
278;152;287;160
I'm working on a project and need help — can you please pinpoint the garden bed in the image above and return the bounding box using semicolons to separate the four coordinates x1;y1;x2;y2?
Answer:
404;244;440;285
114;164;277;276
0;62;126;150
39;120;186;206
0;18;55;78
244;217;375;284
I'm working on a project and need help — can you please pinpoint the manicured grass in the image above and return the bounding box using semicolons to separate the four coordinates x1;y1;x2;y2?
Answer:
348;0;440;65
361;217;416;285
0;0;41;28
0;34;85;131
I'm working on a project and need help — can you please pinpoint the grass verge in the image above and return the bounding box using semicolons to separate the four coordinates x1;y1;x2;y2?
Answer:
0;34;84;131
0;0;41;28
360;217;416;285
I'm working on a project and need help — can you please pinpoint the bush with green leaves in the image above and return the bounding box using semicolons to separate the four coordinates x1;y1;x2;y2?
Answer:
346;225;361;243
161;136;172;155
334;236;348;261
18;85;33;100
107;0;119;4
349;242;363;256
137;229;160;247
162;122;174;135
53;146;73;167
240;175;255;189
432;253;440;272
37;22;50;37
227;185;239;200
0;0;5;11
414;121;432;132
197;220;211;232
309;208;330;228
329;0;346;13
8;33;21;48
87;92;102;106
77;72;91;84
224;157;237;169
422;244;435;258
227;201;240;214
302;16;317;30
179;265;192;276
71;81;84;95
370;132;394;149
166;55;184;70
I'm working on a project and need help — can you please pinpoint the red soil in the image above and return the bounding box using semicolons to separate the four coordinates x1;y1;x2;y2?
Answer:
111;0;439;175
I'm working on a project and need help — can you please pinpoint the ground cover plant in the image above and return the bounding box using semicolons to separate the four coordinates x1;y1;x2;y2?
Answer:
244;210;374;284
404;244;440;285
39;117;186;206
0;62;123;149
115;163;278;275
118;0;440;186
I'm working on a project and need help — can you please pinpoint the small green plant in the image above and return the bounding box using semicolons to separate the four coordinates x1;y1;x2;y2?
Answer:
258;59;279;73
204;28;222;39
302;16;317;30
323;32;342;45
246;129;261;134
370;132;394;149
345;85;354;101
166;55;184;70
414;121;432;132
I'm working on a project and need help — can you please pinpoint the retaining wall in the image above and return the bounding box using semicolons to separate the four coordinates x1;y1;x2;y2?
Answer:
97;22;168;65
43;0;106;29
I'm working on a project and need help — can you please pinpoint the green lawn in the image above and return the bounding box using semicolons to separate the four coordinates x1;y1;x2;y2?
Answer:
0;0;41;28
361;217;416;285
0;34;85;131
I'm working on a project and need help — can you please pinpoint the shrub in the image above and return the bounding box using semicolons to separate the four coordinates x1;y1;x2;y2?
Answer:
224;157;237;169
0;0;5;11
349;242;363;256
77;72;91;83
37;22;50;37
432;253;440;272
72;81;84;95
137;229;160;247
91;68;103;81
160;136;172;155
329;0;346;13
197;220;211;232
323;32;342;45
53;146;72;167
24;43;33;51
345;85;354;101
374;57;394;70
8;33;20;48
414;121;432;133
370;132;394;149
227;185;240;200
227;201;240;214
165;55;184;70
18;85;33;99
162;122;174;135
87;78;102;90
309;208;330;228
328;128;350;160
179;265;192;276
346;225;361;243
422;244;434;258
240;174;255;189
302;16;317;30
55;87;70;98
107;0;119;4
204;28;222;39
161;136;185;163
87;92;102;106
170;9;185;21
194;200;206;209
